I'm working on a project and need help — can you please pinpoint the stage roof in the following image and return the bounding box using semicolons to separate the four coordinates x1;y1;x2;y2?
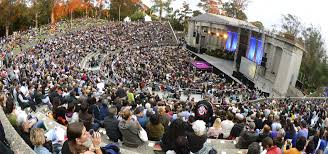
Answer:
190;13;259;32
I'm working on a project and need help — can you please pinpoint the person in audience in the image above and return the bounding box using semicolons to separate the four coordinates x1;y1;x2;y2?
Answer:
292;120;309;146
30;128;51;154
262;137;282;154
247;142;261;154
92;98;109;127
229;113;246;139
104;106;122;143
285;119;296;140
17;86;36;111
185;115;196;134
187;120;207;153
173;136;191;154
146;113;164;141
258;124;271;142
52;97;67;125
79;102;93;131
66;101;79;124
263;114;273;129
274;129;286;149
207;118;223;139
118;109;143;147
254;112;264;130
16;114;35;148
61;122;102;154
284;136;307;154
236;121;258;149
5;97;18;127
134;106;148;128
161;119;187;152
221;112;235;138
271;115;282;138
0;119;14;154
159;107;171;130
0;94;6;108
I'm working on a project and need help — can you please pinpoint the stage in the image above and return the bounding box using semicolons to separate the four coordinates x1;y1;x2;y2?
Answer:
188;50;242;84
186;49;242;83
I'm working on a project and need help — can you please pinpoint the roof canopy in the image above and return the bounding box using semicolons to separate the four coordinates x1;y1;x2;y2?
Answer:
190;13;259;31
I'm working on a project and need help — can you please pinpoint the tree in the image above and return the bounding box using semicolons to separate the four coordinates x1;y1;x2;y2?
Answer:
231;0;248;11
197;0;209;12
109;0;137;21
168;10;183;31
130;11;145;21
151;0;175;21
281;14;302;37
222;0;248;20
178;1;192;21
300;26;328;92
0;0;35;36
192;10;202;17
198;0;222;14
0;0;13;36
32;0;53;25
279;14;327;93
177;1;192;32
250;21;264;29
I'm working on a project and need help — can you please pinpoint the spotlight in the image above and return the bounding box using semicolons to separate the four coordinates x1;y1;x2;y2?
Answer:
216;32;220;36
208;31;211;34
223;34;228;39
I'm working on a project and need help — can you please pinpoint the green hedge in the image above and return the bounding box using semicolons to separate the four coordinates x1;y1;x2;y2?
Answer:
205;49;234;60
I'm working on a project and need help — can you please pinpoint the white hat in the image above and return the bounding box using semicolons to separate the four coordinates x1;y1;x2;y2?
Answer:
236;113;244;120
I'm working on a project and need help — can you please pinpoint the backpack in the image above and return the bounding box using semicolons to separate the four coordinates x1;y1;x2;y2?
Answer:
101;144;120;154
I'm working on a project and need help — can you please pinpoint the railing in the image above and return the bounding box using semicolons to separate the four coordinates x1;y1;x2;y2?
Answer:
166;21;179;45
239;97;328;105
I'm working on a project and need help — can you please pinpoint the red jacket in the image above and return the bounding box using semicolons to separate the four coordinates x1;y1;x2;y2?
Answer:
267;146;282;154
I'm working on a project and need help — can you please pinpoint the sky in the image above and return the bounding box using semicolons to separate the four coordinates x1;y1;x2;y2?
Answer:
142;0;328;49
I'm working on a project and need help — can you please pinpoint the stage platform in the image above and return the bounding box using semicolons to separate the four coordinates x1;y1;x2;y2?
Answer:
189;51;242;84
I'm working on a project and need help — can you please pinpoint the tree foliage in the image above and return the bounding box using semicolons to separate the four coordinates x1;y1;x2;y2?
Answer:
0;0;104;36
197;0;210;12
281;14;302;37
130;11;145;21
109;0;137;21
197;0;222;14
281;14;328;93
222;0;248;21
250;21;264;29
151;0;175;20
192;10;203;17
178;1;192;21
300;26;328;92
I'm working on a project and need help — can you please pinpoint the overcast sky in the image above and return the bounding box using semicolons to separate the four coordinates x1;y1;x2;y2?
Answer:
142;0;328;49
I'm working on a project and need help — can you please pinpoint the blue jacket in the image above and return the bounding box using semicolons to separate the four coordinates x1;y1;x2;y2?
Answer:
34;146;51;154
93;103;109;122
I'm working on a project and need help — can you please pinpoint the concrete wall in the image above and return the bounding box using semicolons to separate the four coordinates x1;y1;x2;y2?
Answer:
261;36;304;97
0;108;35;154
186;21;233;51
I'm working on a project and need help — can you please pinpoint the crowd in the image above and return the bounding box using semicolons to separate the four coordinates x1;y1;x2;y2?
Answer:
0;18;327;154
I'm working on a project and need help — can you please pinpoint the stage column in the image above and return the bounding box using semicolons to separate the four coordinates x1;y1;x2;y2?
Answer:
233;27;241;71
